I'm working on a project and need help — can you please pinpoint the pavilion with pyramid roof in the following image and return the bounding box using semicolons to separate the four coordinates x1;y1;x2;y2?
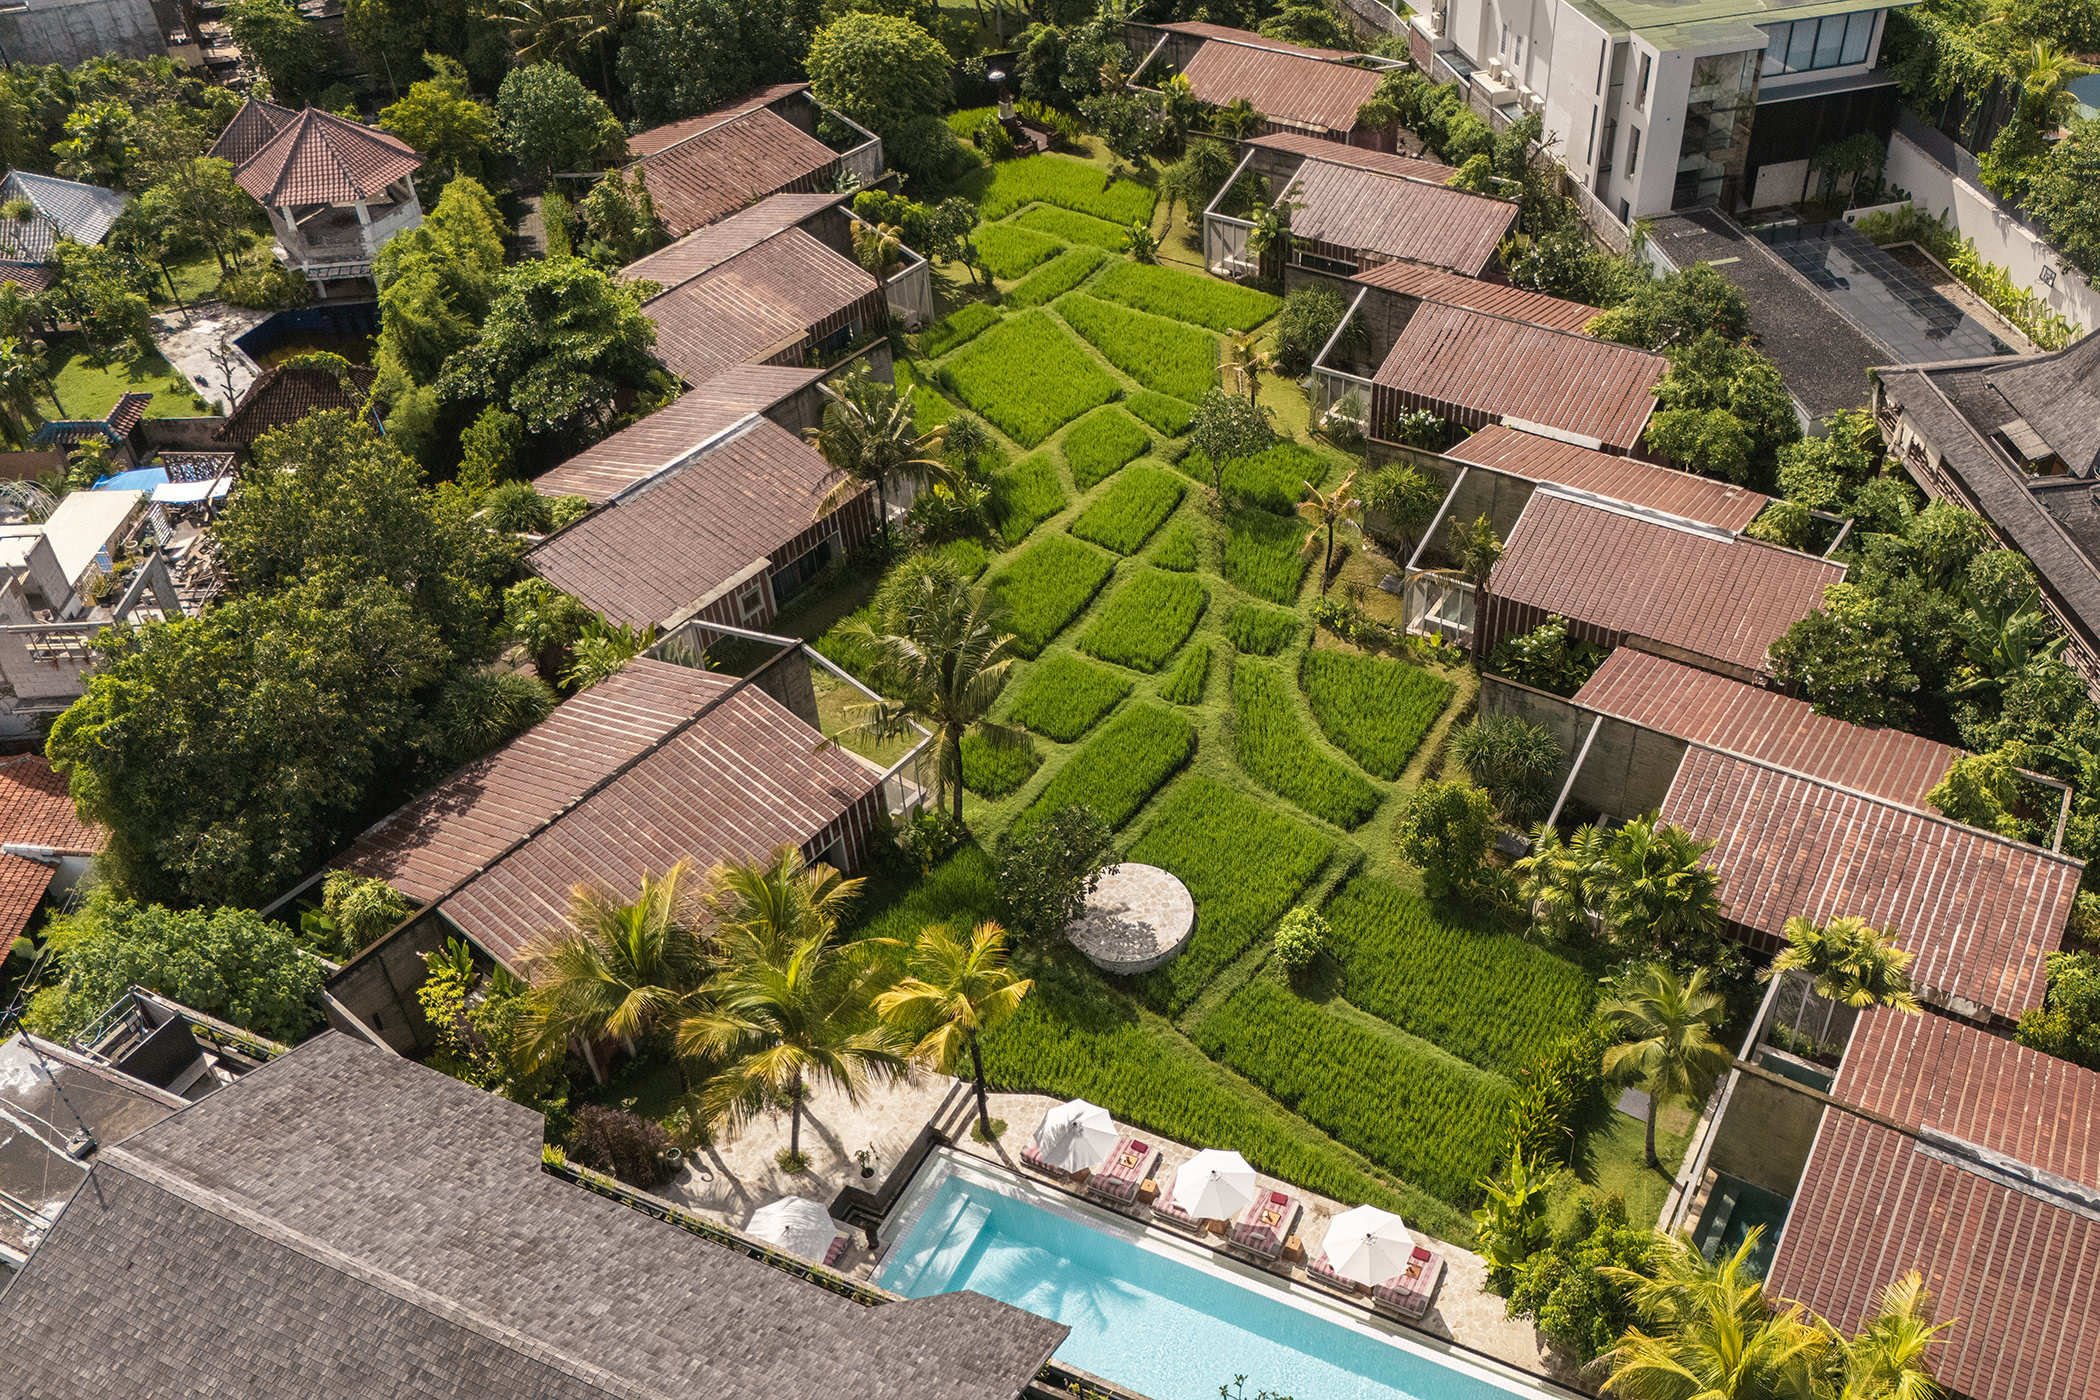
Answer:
216;101;424;291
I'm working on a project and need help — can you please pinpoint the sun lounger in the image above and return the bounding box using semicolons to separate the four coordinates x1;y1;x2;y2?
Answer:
1151;1192;1207;1234
1372;1246;1445;1320
1305;1251;1371;1298
1019;1142;1070;1178
1225;1189;1299;1263
823;1234;849;1267
1085;1137;1155;1206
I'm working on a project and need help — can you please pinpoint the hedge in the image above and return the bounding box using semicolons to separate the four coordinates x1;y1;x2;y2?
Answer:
919;303;1001;358
988;534;1116;657
1126;391;1196;436
1299;649;1453;780
1013;204;1135;250
1007;651;1132;742
1224;601;1301;655
1069;464;1184;555
1090;259;1283;332
989;453;1067;546
1023;701;1195;830
1005;247;1107;309
1220;505;1311;604
1054;293;1219;402
1063;406;1151;489
941;310;1117;446
978;155;1158;223
976;221;1066;280
1159;640;1210;704
1232;657;1381;828
1080;567;1208;673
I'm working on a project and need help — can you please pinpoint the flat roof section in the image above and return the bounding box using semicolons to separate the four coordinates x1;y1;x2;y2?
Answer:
1446;424;1768;532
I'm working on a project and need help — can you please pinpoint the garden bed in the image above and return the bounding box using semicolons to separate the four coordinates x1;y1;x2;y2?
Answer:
941;311;1117;446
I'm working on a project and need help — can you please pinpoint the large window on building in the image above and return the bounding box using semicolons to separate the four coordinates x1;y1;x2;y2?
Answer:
1759;11;1878;77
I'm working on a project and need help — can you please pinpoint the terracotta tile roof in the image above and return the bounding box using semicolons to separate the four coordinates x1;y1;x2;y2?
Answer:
215;362;378;448
1371;302;1667;452
637;224;879;389
206;96;298;166
1351;261;1596;333
1283;159;1514;277
1768;1011;2100;1400
1154;20;1359;60
1572;648;1958;806
1486;493;1841;675
627;93;838;238
1446;423;1766;531
340;658;883;964
31;391;157;449
627;84;812;158
535;364;826;502
0;853;56;965
1248;129;1457;182
1659;745;2079;1019
0;754;101;854
1178;39;1385;135
0;263;55;293
529;416;843;628
233;108;421;207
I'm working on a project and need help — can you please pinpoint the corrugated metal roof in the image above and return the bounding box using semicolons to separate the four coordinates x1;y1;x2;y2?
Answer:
622;193;844;292
1660;745;2079;1019
1249;129;1458;182
1179;39;1385;135
534;364;826;502
1572;648;1958;805
233;109;422;207
1154;20;1362;59
1372;302;1666;451
206;96;298;166
0;170;129;261
1447;423;1766;530
1284;159;1514;276
629;104;838;238
640;226;878;388
1351;261;1596;333
627;83;812;158
1489;494;1840;674
1768;1011;2100;1400
528;416;843;628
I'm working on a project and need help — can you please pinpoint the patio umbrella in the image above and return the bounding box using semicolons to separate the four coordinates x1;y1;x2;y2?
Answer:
1033;1098;1119;1172
1322;1204;1415;1285
1170;1148;1258;1220
746;1196;838;1260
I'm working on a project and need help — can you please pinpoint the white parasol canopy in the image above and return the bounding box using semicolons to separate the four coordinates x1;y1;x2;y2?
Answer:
746;1195;838;1260
1322;1204;1416;1285
1169;1147;1258;1220
1033;1098;1120;1172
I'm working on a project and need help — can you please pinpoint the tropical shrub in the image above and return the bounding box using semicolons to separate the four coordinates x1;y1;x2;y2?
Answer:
978;154;1157;222
1007;652;1132;741
1054;293;1219;401
1063;406;1151;488
1195;979;1513;1204
1232;657;1382;828
1128;777;1332;1011
1393;780;1499;902
566;1104;674;1188
2016;951;2100;1070
1069;464;1184;554
1453;713;1562;822
1012;204;1135;250
1506;1196;1655;1364
1080;567;1208;672
988;453;1067;545
994;803;1113;939
1272;904;1329;973
940;310;1118;445
988;533;1117;655
1300;649;1453;779
1323;875;1595;1076
960;730;1041;795
1005;247;1107;308
1089;259;1282;332
974;221;1066;280
1220;505;1312;603
1022;701;1196;829
919;302;1002;357
1271;285;1355;375
1159;640;1211;703
1489;614;1608;695
1224;601;1301;655
1149;516;1199;571
1125;390;1197;435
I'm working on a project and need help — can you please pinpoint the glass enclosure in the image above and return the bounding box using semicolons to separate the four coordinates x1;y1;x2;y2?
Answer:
1674;49;1760;209
1758;10;1878;77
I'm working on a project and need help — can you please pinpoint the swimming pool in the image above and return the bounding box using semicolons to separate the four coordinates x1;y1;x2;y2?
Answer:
879;1152;1559;1400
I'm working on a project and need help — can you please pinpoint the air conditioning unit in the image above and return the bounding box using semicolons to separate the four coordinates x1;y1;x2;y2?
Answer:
1486;58;1505;80
1522;90;1544;114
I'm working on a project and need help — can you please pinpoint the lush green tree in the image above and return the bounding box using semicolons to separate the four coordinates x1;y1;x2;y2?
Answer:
1645;406;1754;483
47;578;450;906
497;63;624;184
26;895;323;1043
993;803;1111;939
1187;387;1274;491
51;99;142;185
575;167;669;265
1595;818;1724;967
1489;614;1610;695
807;369;956;548
1355;462;1443;560
1453;713;1562;823
1079;90;1164;172
2015;950;2100;1069
120;156;254;276
345;0;510;94
379;55;497;186
805;12;951;140
2028;117;2100;277
45;240;152;365
1270;285;1357;376
1776;412;1881;511
373;175;509;438
0;335;45;447
228;0;339;105
1507;1197;1655;1363
1271;904;1330;973
1588;264;1753;350
876;920;1031;1138
1769;915;1921;1015
1394;779;1499;902
561;615;657;689
1927;746;2035;839
1258;2;1350;47
486;0;588;67
419;938;570;1112
1600;1230;1829;1400
1769;582;1924;727
617;0;821;126
1601;963;1732;1167
505;576;594;682
1650;333;1800;486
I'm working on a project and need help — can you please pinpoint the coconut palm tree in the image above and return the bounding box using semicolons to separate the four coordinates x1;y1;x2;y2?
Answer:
486;0;585;67
1448;512;1502;668
1297;468;1360;593
832;555;1025;821
1597;816;1723;959
514;863;713;1076
1225;328;1275;407
808;371;957;551
700;843;864;965
1832;1271;1950;1400
875;921;1032;1139
1601;1229;1829;1400
1769;915;1922;1014
1602;963;1733;1168
569;0;658;114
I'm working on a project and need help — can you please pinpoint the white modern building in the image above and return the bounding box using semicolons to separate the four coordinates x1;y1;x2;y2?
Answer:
1413;0;1914;219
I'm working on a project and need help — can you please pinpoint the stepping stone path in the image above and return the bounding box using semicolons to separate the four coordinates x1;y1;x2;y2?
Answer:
1064;863;1196;974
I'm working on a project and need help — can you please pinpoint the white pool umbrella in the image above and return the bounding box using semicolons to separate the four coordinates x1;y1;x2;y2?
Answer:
747;1196;838;1260
1034;1098;1119;1172
1170;1148;1258;1220
1322;1204;1416;1285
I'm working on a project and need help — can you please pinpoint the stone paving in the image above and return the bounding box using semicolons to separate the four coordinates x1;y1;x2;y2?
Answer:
1065;862;1196;974
151;301;269;413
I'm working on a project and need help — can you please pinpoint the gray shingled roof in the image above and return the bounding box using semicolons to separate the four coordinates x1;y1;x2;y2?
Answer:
0;169;130;262
0;1034;1068;1399
1980;330;2100;477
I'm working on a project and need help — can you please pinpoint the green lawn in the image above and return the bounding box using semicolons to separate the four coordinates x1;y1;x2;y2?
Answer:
45;337;213;424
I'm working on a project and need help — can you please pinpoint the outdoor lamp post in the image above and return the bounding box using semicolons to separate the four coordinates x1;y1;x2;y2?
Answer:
990;68;1013;121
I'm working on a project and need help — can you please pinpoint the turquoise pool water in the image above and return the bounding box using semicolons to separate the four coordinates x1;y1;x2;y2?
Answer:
880;1169;1533;1400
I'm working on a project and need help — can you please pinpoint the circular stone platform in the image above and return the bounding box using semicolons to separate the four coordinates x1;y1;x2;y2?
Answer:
1064;863;1196;974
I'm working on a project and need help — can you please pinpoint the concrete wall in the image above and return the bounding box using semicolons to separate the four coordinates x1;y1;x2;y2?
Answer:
1479;673;1688;820
323;912;452;1054
0;0;161;66
1707;1075;1824;1199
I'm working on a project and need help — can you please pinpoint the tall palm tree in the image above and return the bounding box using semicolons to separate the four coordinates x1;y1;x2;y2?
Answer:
1602;1229;1830;1400
1769;915;1922;1015
569;0;658;113
833;556;1025;821
515;863;713;1076
1298;468;1360;593
1225;328;1274;407
1448;512;1502;667
485;0;585;66
701;843;864;965
1832;1272;1950;1400
808;372;957;551
875;920;1033;1139
1602;963;1733;1168
1598;817;1723;958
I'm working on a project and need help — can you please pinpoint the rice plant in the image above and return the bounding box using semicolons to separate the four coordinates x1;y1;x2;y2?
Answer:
1006;247;1107;309
1090;260;1283;332
1299;650;1454;780
1223;601;1301;655
918;303;1002;358
988;453;1067;546
1054;293;1219;402
979;155;1157;223
1194;980;1513;1205
975;222;1066;280
1232;657;1381;828
1063;407;1151;489
988;534;1116;657
1149;514;1199;572
1126;391;1196;436
1323;874;1596;1077
1007;652;1132;742
961;731;1041;796
929;536;989;580
940;310;1118;446
894;360;956;431
1012;204;1136;251
1159;640;1210;704
1069;465;1184;555
1080;567;1208;673
1179;441;1328;514
1024;702;1196;829
1220;504;1310;604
